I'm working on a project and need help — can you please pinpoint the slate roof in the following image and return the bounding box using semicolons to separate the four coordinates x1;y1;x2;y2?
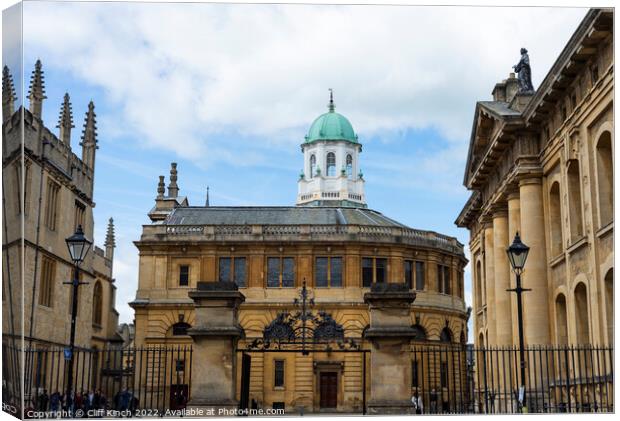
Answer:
478;101;521;118
165;206;410;228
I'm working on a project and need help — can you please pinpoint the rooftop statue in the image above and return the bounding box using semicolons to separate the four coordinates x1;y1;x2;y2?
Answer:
513;48;534;93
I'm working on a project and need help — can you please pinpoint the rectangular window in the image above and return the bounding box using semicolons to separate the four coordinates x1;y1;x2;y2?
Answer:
315;257;342;288
267;257;295;288
218;257;246;287
412;360;419;387
440;362;448;388
362;257;388;286
74;201;86;231
437;264;451;294
404;260;413;289
444;266;451;295
274;360;285;388
415;261;425;290
362;258;373;287
179;265;190;286
39;256;55;307
44;180;60;231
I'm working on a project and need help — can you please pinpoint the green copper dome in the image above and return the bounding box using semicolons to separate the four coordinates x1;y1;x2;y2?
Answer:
304;93;358;144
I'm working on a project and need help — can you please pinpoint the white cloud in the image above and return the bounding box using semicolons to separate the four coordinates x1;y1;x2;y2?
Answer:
23;2;587;164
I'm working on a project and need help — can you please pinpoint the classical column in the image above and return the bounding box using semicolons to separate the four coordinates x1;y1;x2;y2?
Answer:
518;178;550;345
493;209;512;346
187;282;245;415
507;192;521;347
364;283;417;415
483;224;497;345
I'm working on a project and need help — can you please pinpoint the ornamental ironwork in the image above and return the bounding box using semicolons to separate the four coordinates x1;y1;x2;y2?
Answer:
246;282;360;354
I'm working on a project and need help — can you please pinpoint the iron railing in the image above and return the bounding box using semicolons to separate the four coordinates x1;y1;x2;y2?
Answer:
2;344;192;417
2;342;613;416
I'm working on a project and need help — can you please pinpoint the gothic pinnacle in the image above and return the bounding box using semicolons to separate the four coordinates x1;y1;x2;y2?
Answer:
28;59;47;118
104;217;116;249
57;93;74;144
80;100;98;168
205;186;210;207
2;66;16;120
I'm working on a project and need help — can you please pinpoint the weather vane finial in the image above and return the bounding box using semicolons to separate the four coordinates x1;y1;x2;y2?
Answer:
328;88;335;112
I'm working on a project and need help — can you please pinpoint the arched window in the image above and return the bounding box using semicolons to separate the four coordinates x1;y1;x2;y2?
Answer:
549;181;563;256
346;154;353;178
326;152;336;176
555;293;568;345
172;322;192;336
567;160;584;241
604;269;613;344
574;283;590;345
475;261;483;308
92;281;103;326
440;327;452;343
310;155;316;178
596;131;613;227
411;324;427;341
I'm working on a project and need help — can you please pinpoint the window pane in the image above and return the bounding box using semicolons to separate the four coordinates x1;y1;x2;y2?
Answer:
179;265;189;286
274;360;285;387
412;360;419;387
444;266;451;295
267;258;280;288
218;258;231;283
440;362;448;387
362;258;373;287
404;260;413;289
330;257;342;287
375;258;387;283
234;257;246;287
315;257;328;287
415;262;425;290
437;264;443;293
327;152;336;176
282;258;295;288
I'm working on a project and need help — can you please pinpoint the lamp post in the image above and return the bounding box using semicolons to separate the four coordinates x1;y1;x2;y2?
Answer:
506;232;530;412
64;225;92;412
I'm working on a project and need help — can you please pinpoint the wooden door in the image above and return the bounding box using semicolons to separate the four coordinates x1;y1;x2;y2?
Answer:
319;372;338;409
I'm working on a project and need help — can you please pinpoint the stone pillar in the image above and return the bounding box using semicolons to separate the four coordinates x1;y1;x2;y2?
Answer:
364;283;417;415
187;282;245;414
483;224;497;345
493;209;512;346
507;192;521;348
518;178;550;345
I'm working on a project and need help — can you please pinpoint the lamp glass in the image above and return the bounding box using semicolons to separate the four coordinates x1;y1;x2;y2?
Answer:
506;233;530;272
65;225;92;263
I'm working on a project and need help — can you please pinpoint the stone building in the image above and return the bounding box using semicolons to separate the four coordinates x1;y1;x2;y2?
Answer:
2;60;121;353
131;95;468;413
456;9;613;348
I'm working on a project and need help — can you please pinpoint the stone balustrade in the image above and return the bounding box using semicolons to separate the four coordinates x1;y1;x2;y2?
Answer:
143;223;463;255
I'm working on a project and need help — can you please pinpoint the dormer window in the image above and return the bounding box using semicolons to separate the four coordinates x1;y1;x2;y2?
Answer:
326;152;336;176
346;154;353;178
310;155;316;178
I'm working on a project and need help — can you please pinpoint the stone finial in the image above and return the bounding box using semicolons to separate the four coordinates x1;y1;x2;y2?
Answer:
28;59;47;118
157;175;166;198
168;162;179;198
56;93;74;144
2;66;17;121
205;186;210;207
80;101;98;168
104;217;116;261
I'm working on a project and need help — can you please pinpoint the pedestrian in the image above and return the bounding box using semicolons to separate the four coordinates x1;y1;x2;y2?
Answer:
37;389;49;412
49;391;60;412
412;391;423;415
430;388;438;414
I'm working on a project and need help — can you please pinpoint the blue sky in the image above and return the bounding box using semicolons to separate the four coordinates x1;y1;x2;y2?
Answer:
3;1;587;332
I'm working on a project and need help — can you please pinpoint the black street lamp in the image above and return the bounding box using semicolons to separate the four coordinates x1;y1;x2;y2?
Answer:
64;225;92;412
506;232;530;412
